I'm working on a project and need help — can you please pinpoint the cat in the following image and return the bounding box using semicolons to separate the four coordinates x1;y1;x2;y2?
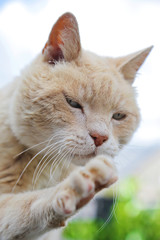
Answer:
0;12;152;240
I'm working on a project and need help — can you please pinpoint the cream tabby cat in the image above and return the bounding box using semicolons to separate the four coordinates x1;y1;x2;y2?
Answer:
0;12;152;240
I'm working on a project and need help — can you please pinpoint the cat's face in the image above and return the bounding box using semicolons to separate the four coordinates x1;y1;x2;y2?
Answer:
10;13;152;165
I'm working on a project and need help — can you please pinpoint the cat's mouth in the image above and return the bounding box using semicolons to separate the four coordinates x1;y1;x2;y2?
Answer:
75;149;117;160
73;147;117;165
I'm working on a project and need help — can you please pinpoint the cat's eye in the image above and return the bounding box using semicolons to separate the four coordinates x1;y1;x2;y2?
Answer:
112;113;126;120
66;97;82;109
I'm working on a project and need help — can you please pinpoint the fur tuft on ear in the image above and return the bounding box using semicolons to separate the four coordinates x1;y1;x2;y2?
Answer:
116;46;153;84
42;12;81;64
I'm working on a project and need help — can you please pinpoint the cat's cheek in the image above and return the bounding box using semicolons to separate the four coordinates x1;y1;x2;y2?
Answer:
112;123;129;146
72;109;86;126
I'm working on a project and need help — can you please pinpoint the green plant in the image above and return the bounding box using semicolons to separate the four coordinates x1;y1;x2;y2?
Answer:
63;178;160;240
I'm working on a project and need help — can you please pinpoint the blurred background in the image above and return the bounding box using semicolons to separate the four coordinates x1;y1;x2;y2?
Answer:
0;0;159;239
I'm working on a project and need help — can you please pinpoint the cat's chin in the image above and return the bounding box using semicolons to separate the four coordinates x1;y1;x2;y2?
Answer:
72;149;118;166
72;152;96;166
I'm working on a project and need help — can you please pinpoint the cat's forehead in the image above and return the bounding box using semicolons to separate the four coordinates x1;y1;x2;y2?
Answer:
52;61;134;113
40;51;136;110
61;55;133;100
78;71;133;110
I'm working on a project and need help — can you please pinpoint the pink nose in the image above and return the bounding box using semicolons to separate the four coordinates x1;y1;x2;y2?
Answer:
90;132;108;147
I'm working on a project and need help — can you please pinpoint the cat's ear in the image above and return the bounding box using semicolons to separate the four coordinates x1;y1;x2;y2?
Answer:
116;46;153;84
42;12;81;64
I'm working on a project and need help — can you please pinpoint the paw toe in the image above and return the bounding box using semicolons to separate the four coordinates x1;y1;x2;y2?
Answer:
86;155;118;187
54;191;76;216
70;170;95;198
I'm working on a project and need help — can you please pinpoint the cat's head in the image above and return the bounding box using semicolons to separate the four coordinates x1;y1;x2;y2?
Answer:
10;13;152;165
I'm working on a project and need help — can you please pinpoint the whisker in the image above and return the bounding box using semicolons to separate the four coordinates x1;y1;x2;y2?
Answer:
113;182;119;223
32;146;54;188
96;182;119;233
32;139;66;187
49;147;71;183
14;131;66;158
47;150;70;186
59;146;75;179
33;144;68;188
12;143;53;192
49;142;71;176
62;145;76;179
50;147;69;179
36;139;69;177
14;138;51;158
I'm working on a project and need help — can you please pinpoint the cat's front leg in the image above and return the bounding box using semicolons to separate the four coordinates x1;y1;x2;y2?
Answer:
52;155;118;218
0;156;117;240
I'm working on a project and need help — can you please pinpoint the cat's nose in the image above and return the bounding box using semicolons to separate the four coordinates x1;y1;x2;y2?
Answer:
90;132;108;147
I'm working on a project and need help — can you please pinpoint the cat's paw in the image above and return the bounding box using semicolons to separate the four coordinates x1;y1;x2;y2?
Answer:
86;155;118;191
53;169;94;217
70;169;95;198
53;155;117;217
53;190;76;216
